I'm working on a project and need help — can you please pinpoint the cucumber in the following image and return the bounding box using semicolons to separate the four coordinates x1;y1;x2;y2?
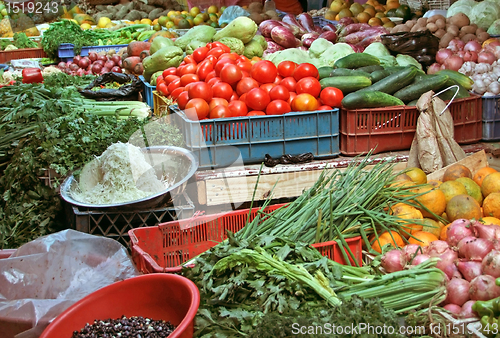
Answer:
436;69;473;90
407;100;418;106
413;73;434;83
437;79;470;100
320;76;372;94
394;74;449;103
385;66;407;74
334;53;380;69
329;68;371;78
318;66;334;80
357;65;384;73
359;67;418;95
342;90;404;109
370;69;390;83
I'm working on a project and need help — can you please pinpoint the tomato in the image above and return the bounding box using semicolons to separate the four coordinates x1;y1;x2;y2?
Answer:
207;76;221;87
251;60;278;84
238;55;250;63
273;75;283;85
196;60;214;81
280;77;297;92
207;47;225;58
260;83;276;94
246;88;270;111
211;41;230;53
291;93;319;111
205;70;217;82
228;100;248;117
218;53;238;61
295;77;321;97
266;100;291;115
162;67;177;78
269;85;290;101
192;46;209;63
287;92;297;106
212;82;233;101
170;87;185;100
215;58;236;76
220;64;243;85
241;70;250;78
318;105;333;110
177;91;190;110
247;111;266;116
209;98;229;111
237;61;252;73
209;105;232;119
293;63;319;81
156;75;165;86
320;87;344;108
185;98;210;120
164;74;180;85
239;93;248;103
184;54;197;64
157;82;169;97
167;78;181;93
205;55;217;64
277;61;297;78
236;77;259;96
180;74;199;87
179;63;197;76
188;81;213;102
251;56;262;64
184;82;197;92
230;91;239;101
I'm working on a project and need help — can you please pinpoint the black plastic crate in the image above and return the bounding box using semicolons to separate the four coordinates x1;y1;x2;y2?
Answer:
482;95;500;141
65;192;195;247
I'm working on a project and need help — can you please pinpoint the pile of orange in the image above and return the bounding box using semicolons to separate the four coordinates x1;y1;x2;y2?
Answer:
370;165;500;253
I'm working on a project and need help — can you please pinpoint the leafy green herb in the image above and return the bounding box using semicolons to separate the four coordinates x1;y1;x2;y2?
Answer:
12;33;38;49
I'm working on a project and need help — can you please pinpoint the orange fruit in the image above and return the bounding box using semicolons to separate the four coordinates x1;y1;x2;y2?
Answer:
408;231;439;247
325;10;338;20
473;167;498;187
356;11;371;23
440;223;452;241
364;6;377;17
442;164;473;182
386;0;400;10
439;180;468;204
483;192;500;219
456;177;483;206
481;172;500;198
427;180;442;188
390;202;424;238
421;218;445;238
370;231;405;253
383;21;396;28
405;167;427;185
480;216;500;226
413;184;447;219
368;16;383;25
446;194;483;222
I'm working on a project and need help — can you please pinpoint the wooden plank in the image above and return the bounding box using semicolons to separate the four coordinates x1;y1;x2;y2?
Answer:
427;150;488;182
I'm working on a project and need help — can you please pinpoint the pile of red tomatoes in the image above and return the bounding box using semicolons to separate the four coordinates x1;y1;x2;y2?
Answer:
155;41;343;120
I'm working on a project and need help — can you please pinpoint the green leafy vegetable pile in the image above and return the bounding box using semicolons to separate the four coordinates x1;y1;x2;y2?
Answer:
0;33;38;51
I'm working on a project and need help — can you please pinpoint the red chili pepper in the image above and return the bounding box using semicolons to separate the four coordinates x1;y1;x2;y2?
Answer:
22;68;43;84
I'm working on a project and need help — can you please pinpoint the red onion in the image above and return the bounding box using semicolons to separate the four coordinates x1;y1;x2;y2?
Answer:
75;68;85;77
57;62;67;69
100;67;110;74
84;70;92;75
442;263;462;279
474;222;500;241
459;237;494;261
456;50;465;59
447;219;474;247
111;55;121;66
79;58;90;69
427;240;450;257
448;38;465;52
456;260;483;282
460;300;477;318
464;40;482;53
427;63;442;74
97;55;108;62
478;51;496;65
482;249;500;278
91;63;102;75
381;249;406;272
94;60;104;66
463;51;478;62
104;60;115;70
412;254;431;265
69;63;79;71
435;48;453;64
436;249;458;272
111;66;122;73
444;55;464;71
445;277;470;306
118;59;123;68
443;303;462;315
73;55;82;63
88;52;98;62
469;275;500;301
402;244;426;262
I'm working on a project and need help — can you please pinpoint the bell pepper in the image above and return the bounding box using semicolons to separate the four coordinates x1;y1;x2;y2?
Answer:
21;68;43;84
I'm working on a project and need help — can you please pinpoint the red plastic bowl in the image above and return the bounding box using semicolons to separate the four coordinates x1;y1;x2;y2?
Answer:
40;274;200;338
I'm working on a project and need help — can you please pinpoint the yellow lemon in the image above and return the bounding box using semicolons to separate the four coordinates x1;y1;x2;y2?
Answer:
80;23;91;30
97;16;111;29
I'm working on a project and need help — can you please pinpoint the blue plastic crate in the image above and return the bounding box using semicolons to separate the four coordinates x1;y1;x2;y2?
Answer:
276;10;286;18
57;43;128;62
169;105;340;169
0;64;8;71
139;75;156;108
482;95;500;141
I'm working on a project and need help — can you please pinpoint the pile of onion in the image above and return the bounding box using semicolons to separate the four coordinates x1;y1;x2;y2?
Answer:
380;218;500;319
57;52;123;76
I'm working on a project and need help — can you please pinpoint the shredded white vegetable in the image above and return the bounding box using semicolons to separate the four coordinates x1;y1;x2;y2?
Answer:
70;142;170;205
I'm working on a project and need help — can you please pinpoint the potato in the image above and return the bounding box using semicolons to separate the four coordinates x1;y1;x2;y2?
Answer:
476;28;486;35
461;25;477;34
429;14;446;23
450;13;470;28
439;32;455;48
461;33;477;43
434;28;446;38
406;20;416;29
399;25;410;32
435;18;446;29
427;22;438;32
417;17;427;27
446;24;459;36
477;32;490;43
410;24;422;32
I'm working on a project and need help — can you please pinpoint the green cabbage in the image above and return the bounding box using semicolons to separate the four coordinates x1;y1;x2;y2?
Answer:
470;1;500;30
396;54;422;70
379;55;397;68
446;0;477;18
321;43;354;67
488;18;500;35
308;38;334;59
264;48;326;68
363;42;391;58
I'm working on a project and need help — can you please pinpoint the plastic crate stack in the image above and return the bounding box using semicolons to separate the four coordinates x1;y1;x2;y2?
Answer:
139;75;156;108
482;95;500;141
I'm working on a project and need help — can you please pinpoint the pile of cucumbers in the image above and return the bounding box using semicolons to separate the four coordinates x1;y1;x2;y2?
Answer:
318;53;474;110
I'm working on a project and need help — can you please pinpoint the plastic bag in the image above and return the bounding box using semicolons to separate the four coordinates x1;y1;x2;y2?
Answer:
264;153;314;167
218;6;250;25
78;72;142;101
381;30;439;68
0;230;139;338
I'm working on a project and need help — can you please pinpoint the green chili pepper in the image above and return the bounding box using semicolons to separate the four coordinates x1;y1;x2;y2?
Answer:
481;315;499;338
473;298;498;318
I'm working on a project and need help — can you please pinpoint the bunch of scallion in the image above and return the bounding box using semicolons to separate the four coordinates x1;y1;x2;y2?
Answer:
237;154;434;266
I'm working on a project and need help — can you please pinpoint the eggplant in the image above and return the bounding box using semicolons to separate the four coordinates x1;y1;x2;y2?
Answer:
297;13;316;33
265;40;286;53
355;33;384;49
322;24;337;32
339;23;371;38
271;26;301;48
318;31;337;43
301;32;320;42
336;17;356;32
302;38;317;48
282;14;307;35
339;26;388;44
259;20;283;38
281;21;303;38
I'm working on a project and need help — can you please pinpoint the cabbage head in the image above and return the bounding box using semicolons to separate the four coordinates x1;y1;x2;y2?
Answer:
396;54;422;70
446;0;477;17
308;38;333;59
379;55;397;68
321;43;354;67
488;19;500;35
363;42;391;58
469;1;500;30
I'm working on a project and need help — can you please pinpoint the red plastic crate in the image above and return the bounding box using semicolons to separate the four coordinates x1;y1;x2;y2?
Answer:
0;48;46;64
129;204;363;273
340;94;483;156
